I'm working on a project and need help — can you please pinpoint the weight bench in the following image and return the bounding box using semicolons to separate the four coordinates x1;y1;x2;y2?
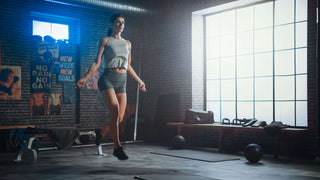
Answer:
167;122;309;157
9;127;105;162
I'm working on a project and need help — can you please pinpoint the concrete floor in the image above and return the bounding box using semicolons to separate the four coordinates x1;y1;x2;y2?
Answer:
0;143;319;180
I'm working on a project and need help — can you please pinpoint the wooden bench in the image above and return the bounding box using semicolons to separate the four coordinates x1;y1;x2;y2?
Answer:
0;125;36;130
167;122;308;157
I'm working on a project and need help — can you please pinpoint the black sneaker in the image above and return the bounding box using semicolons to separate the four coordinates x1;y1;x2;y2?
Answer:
113;147;129;160
95;129;103;145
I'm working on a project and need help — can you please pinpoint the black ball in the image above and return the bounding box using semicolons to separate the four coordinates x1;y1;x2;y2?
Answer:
171;135;186;149
244;143;263;163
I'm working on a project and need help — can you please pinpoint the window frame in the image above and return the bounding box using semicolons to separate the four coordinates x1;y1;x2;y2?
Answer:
203;0;308;127
32;19;70;41
30;11;80;44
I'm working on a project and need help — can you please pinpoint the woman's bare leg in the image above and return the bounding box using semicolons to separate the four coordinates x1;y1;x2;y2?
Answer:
99;88;121;148
99;89;127;148
116;93;127;125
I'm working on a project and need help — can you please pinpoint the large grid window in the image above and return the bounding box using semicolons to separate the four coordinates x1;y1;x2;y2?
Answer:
205;0;308;127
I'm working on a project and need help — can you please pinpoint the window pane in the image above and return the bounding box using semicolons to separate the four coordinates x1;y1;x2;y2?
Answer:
296;101;307;127
221;101;235;119
221;34;235;57
221;79;235;100
207;59;220;79
33;20;69;41
296;22;307;48
33;20;51;38
237;6;254;32
255;52;273;76
275;76;294;100
255;102;273;124
237;78;253;101
275;24;294;50
254;28;273;53
254;2;273;29
296;0;308;22
296;48;307;74
275;50;294;75
207;80;220;100
206;37;220;59
237;102;253;119
237;31;253;55
52;23;69;40
220;10;235;35
221;57;235;79
275;101;295;125
296;74;307;100
207;102;221;122
206;14;220;37
255;77;273;100
237;55;253;78
204;0;308;127
275;0;294;25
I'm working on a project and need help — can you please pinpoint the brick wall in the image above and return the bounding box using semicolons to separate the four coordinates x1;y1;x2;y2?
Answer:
0;0;150;132
0;0;318;156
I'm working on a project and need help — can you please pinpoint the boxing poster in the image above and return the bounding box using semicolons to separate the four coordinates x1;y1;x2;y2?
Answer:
47;92;62;115
37;41;59;62
0;65;21;100
30;93;46;116
36;41;60;74
30;61;52;93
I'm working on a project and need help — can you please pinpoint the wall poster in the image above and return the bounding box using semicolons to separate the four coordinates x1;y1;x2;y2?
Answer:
0;65;21;100
30;61;52;93
47;92;62;115
63;83;76;104
30;93;46;116
37;41;59;62
58;55;75;82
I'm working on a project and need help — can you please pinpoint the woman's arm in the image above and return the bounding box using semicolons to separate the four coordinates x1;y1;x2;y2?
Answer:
126;40;146;92
127;65;146;92
76;38;107;88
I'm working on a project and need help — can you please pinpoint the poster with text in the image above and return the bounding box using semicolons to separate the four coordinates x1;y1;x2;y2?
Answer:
0;65;21;100
30;61;52;93
58;55;75;82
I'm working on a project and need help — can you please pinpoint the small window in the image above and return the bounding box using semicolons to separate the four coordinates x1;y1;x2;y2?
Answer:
33;20;69;41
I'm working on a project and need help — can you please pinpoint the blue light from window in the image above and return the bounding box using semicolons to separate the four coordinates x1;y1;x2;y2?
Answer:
33;20;69;41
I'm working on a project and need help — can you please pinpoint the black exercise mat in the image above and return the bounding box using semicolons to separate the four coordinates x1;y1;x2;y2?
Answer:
150;149;240;162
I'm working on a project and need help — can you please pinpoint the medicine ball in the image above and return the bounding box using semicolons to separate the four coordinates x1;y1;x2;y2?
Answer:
171;135;186;149
244;143;263;163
